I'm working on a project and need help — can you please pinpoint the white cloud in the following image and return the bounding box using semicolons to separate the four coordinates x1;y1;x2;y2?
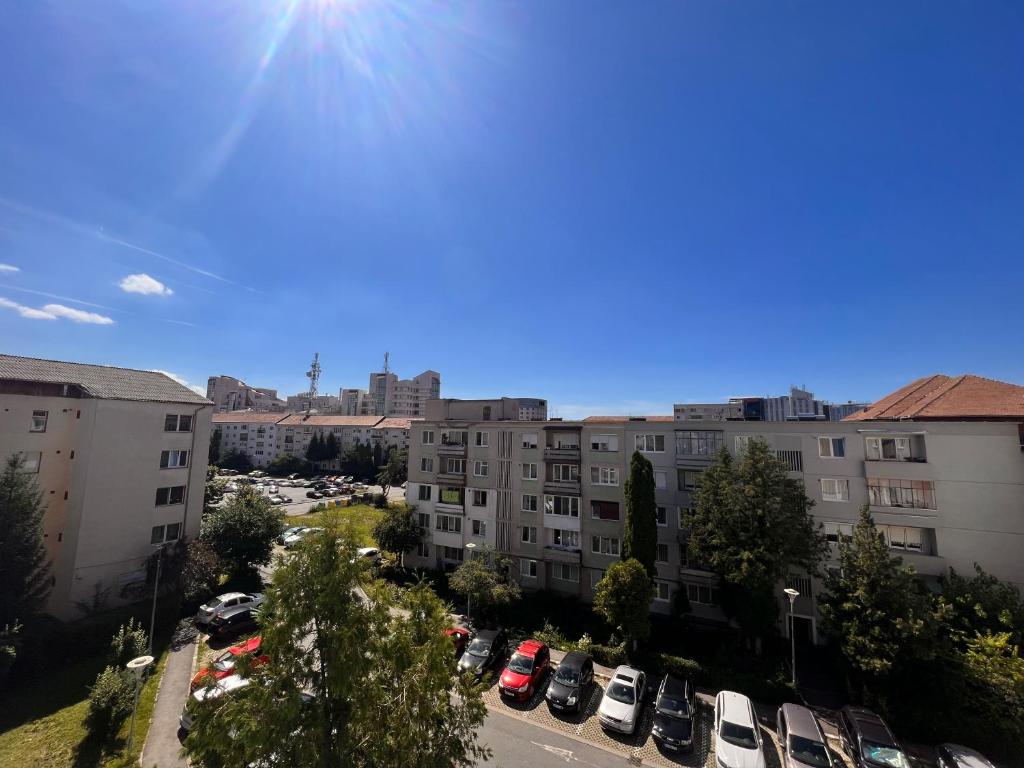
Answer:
151;370;206;396
0;297;57;320
118;273;173;296
0;263;19;273
41;304;115;325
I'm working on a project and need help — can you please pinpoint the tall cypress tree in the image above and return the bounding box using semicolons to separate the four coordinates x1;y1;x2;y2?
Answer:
0;455;52;630
306;433;323;463
324;432;340;462
623;451;657;577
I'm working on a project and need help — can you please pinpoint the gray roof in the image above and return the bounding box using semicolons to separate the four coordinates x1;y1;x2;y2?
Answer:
0;354;212;405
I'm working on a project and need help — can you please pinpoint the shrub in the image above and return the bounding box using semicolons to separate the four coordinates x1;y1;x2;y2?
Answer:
109;618;148;668
591;643;627;668
373;493;389;509
85;665;134;737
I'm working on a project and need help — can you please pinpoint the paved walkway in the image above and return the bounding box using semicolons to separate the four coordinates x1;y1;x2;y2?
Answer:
140;635;196;768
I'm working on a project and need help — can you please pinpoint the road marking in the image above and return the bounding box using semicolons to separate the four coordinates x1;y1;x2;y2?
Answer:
528;741;606;767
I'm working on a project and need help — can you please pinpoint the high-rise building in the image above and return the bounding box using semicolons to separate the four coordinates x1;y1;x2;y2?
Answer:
340;368;441;418
1;354;212;618
206;375;284;413
284;392;340;413
674;385;864;423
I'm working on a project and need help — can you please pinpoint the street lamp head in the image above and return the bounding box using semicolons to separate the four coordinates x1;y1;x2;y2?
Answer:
784;587;800;602
464;542;477;550
126;655;154;680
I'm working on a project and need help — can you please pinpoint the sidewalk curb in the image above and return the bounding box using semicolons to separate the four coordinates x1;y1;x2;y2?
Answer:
137;638;199;767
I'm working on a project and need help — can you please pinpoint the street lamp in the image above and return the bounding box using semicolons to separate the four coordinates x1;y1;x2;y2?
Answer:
149;541;171;654
464;542;477;623
783;588;799;687
125;655;154;754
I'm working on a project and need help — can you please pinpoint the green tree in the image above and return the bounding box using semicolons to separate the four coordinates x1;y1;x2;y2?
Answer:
209;427;222;465
818;507;936;700
623;451;657;577
376;449;408;496
372;441;384;470
178;539;222;605
307;433;324;464
936;564;1024;647
0;455;52;636
448;546;521;620
267;454;309;478
593;558;654;648
204;466;226;516
201;486;283;573
323;432;340;463
372;505;421;567
218;449;253;473
688;441;826;643
183;519;489;768
956;631;1024;755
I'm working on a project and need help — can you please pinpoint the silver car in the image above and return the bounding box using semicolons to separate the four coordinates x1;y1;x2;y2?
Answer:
597;665;646;735
778;703;833;767
195;592;265;627
179;674;251;731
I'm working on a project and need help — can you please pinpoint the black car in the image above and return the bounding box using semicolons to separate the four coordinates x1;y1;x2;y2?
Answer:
936;744;996;768
209;605;259;639
651;673;696;753
545;651;593;713
837;706;911;768
457;628;507;679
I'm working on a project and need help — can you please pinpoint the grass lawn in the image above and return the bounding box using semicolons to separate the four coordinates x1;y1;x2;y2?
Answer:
284;503;385;545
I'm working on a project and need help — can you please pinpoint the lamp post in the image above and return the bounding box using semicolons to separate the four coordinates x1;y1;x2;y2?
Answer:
784;588;799;687
149;541;170;654
125;655;154;754
464;542;477;623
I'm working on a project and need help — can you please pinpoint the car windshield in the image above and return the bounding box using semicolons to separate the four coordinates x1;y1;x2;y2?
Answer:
554;668;579;686
720;721;757;749
861;743;911;768
656;694;690;718
606;682;635;705
507;653;534;675
790;736;831;768
206;597;225;609
466;639;491;658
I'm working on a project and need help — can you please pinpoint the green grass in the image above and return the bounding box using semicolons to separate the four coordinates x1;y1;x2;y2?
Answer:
284;503;385;546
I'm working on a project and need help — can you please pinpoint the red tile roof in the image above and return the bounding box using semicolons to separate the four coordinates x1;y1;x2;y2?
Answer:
277;414;383;427
212;412;286;424
374;417;421;430
845;374;1024;421
583;415;675;423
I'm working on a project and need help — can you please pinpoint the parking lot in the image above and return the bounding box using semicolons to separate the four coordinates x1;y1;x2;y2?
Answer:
219;475;407;518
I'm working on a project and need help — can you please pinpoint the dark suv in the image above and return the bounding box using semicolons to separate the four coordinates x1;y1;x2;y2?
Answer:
545;651;593;713
651;673;696;753
456;628;507;679
837;706;910;768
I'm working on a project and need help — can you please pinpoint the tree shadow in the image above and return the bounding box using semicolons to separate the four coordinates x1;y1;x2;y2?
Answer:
70;731;125;768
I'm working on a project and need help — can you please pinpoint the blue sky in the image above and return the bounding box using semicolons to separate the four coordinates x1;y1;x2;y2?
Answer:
2;1;1022;418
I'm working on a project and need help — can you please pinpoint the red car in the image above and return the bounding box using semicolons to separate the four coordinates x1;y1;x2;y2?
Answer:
498;640;550;700
445;627;470;657
190;635;268;691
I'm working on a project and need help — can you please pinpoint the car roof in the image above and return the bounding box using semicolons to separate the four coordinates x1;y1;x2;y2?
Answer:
220;603;256;618
229;635;262;655
474;629;501;641
559;651;589;670
660;673;689;697
612;665;642;683
717;690;754;725
192;674;250;701
515;639;546;656
843;706;894;743
939;744;994;768
781;704;823;741
445;627;470;638
216;592;248;602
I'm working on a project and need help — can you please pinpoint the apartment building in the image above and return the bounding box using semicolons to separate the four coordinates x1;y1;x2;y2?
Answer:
426;397;548;422
339;388;367;416
370;417;420;451
674;387;866;424
1;354;212;619
341;369;441;418
284;392;340;413
276;414;395;464
405;376;1024;644
212;412;286;467
206;375;284;413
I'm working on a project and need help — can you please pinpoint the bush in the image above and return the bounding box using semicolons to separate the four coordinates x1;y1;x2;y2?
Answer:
85;665;134;737
373;493;389;509
591;643;627;668
109;618;148;668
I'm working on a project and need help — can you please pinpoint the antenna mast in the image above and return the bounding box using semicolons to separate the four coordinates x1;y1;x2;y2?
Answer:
383;351;389;375
305;352;321;414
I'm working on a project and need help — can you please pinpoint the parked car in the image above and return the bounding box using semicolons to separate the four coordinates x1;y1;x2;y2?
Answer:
651;673;696;752
180;674;251;731
225;482;239;493
837;706;910;768
195;592;265;627
545;650;593;713
191;636;268;691
777;703;833;767
936;744;996;768
445;627;470;657
283;527;323;549
306;490;324;499
714;690;766;768
499;640;549;701
457;628;507;679
208;604;260;639
355;547;381;565
277;494;292;503
277;526;307;545
287;473;300;480
268;495;285;505
598;665;646;735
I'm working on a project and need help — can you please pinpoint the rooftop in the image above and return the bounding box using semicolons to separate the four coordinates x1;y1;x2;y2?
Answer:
0;353;210;405
375;417;421;430
583;415;675;423
846;374;1024;422
212;412;287;424
277;414;383;427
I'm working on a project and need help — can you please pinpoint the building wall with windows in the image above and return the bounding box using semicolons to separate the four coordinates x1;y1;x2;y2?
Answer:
206;375;283;413
212;412;286;467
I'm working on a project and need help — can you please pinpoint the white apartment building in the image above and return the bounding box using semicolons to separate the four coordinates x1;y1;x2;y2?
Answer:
1;355;212;619
341;369;441;418
406;376;1024;644
212;412;286;467
206;375;284;413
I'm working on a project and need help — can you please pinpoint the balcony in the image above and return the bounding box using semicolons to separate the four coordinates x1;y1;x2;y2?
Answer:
543;546;582;565
437;472;466;487
544;446;581;463
435;500;465;515
438;443;467;458
544;479;581;496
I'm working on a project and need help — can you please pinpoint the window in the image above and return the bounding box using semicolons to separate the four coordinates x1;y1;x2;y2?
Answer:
522;463;538;480
417;512;430;529
877;525;927;553
676;430;723;456
442;546;464;562
823;521;854;544
473;460;489;477
655;506;668;526
475;431;489;447
678;506;694;528
544;495;580;517
590;434;619;452
818;437;846;458
655;581;671;602
678;469;701;492
416;541;431;558
520;559;538;578
522;494;538;512
472;519;487;537
30;410;48;432
19;451;41;473
435;514;462;533
159;449;189;469
164;414;193;432
635;434;665;453
734;435;761;452
521;526;537;544
420;457;434;472
472;489;488;507
418;485;432;501
522;433;538;449
551;529;580;548
653;470;667;490
590;570;605;589
551;464;578;482
440;487;464;505
591;466;618;486
155;485;186;506
442;431;467;446
867;478;936;509
820;478;850;502
421;430;435;445
446;458;466;474
150;523;182;545
591;500;620;520
592;536;620;555
657;543;670;563
865;436;912;462
686;583;720;605
776;450;803;472
554;564;579;583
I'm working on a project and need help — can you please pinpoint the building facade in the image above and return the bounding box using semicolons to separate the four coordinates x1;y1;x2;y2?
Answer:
206;375;284;413
340;369;441;418
1;355;212;619
284;392;341;413
212;412;287;467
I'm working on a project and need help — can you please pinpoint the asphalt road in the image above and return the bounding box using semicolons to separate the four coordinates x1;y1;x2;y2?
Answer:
478;708;631;768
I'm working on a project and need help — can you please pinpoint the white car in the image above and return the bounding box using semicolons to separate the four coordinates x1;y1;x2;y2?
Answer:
714;690;766;768
179;674;250;731
283;527;323;549
355;547;382;565
597;665;646;735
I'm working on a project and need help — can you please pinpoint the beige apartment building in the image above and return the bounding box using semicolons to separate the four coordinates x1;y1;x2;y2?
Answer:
1;354;212;619
206;374;284;413
405;377;1024;643
341;369;441;418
